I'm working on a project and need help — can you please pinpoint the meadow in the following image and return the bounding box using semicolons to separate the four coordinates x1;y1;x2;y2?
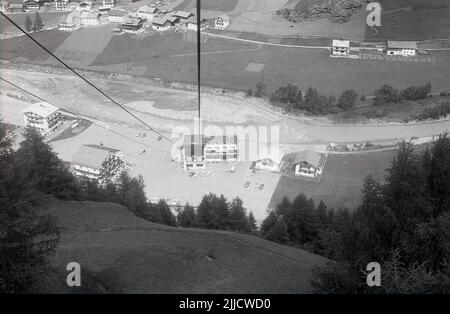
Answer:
269;149;398;211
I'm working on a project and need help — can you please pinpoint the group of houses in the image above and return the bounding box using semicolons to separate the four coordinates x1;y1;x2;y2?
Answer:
181;134;324;178
0;0;115;13
54;1;231;34
332;39;419;57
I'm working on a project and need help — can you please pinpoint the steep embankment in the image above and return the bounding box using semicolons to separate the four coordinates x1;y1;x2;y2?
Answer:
36;200;328;293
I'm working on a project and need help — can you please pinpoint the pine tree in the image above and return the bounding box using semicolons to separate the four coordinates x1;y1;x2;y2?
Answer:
265;220;289;244
260;211;278;236
248;211;259;235
317;200;328;225
228;197;249;232
197;194;218;229
156;200;177;226
24;15;32;32
33;12;44;32
178;203;197;228
337;89;358;110
426;133;450;215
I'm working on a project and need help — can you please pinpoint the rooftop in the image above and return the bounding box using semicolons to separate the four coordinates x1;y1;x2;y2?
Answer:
292;150;321;168
80;11;99;19
217;14;230;21
174;10;192;19
22;102;59;118
387;41;418;49
71;144;118;170
187;16;207;24
123;17;145;26
109;8;126;17
138;5;157;14
152;16;170;26
332;39;350;48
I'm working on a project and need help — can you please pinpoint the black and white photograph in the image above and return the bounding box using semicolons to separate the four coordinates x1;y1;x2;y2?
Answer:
0;0;449;305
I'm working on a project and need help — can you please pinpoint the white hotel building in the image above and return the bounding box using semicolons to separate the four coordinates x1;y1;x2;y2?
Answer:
182;135;238;170
22;102;63;135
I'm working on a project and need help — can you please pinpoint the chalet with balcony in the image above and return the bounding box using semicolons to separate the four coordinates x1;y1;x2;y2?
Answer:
22;102;62;135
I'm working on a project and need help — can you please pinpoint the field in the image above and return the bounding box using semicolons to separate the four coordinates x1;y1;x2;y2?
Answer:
269;150;398;211
365;4;450;41
92;32;450;96
33;199;327;293
1;18;450;98
0;30;70;61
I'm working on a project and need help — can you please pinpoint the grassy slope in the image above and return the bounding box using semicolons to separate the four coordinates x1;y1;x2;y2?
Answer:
35;199;328;293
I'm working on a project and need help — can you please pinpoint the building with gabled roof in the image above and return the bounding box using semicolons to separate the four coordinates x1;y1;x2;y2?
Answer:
58;10;81;31
386;41;417;56
54;0;68;11
23;0;39;12
137;4;158;20
121;17;146;34
71;144;122;182
102;0;114;8
186;16;208;31
215;14;230;30
332;39;350;56
22;102;62;135
173;10;192;21
152;15;176;31
80;10;101;26
292;150;323;177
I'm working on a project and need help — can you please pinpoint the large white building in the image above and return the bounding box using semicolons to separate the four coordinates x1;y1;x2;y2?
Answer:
54;0;68;11
332;39;350;56
80;10;101;26
58;10;81;31
186;17;208;31
22;102;62;135
386;41;418;57
152;15;177;31
182;134;238;170
136;5;158;21
102;0;114;8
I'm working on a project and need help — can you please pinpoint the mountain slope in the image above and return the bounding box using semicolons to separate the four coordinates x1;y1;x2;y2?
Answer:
36;200;328;293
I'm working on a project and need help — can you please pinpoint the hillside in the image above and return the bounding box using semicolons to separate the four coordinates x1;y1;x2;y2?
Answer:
33;200;328;293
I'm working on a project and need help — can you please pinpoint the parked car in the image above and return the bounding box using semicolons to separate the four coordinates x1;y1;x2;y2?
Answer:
259;184;264;190
254;183;259;189
244;181;250;188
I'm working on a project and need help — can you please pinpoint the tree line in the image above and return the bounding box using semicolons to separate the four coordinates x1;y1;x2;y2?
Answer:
264;83;433;115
